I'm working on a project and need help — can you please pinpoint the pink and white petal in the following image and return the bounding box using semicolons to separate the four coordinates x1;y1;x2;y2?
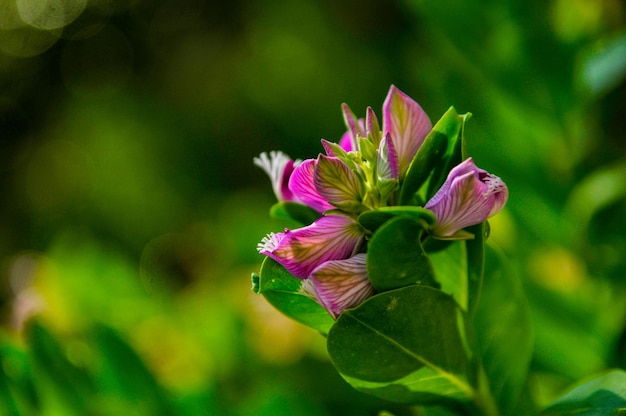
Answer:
377;133;399;181
424;158;478;210
338;118;366;152
382;85;432;177
314;155;363;207
341;103;364;151
425;158;508;237
258;214;364;279
365;106;382;145
309;254;375;319
288;159;335;213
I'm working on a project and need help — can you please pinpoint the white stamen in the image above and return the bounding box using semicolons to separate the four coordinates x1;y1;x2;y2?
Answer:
257;232;282;253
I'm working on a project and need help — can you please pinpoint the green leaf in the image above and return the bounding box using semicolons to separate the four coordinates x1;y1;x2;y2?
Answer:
257;257;334;335
358;206;436;233
327;285;474;406
425;113;468;201
429;241;468;311
269;201;321;226
541;370;626;416
367;216;437;292
399;107;469;205
473;244;533;415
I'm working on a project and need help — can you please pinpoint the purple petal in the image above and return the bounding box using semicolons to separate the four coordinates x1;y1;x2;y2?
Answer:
425;158;508;237
253;151;297;202
338;118;366;152
338;131;353;152
288;159;335;213
314;155;363;209
321;139;336;156
257;214;365;279
307;254;375;319
382;85;432;178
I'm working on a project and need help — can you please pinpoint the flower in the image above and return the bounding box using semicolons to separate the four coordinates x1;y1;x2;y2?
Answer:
255;86;509;320
302;254;375;319
425;158;508;239
257;214;365;279
253;151;298;203
382;85;432;179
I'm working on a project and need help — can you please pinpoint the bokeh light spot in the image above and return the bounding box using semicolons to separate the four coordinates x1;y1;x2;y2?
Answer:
0;0;24;30
17;0;87;31
0;25;60;57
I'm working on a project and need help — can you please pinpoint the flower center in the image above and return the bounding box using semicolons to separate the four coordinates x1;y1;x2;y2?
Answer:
481;173;505;197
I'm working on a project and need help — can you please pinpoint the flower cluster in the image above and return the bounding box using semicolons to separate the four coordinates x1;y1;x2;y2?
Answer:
254;86;508;319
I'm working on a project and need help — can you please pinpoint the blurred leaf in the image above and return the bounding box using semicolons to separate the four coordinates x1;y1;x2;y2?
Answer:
473;244;533;415
565;162;626;233
93;324;175;415
367;216;437;292
400;107;466;205
0;341;39;416
256;257;334;335
528;280;622;380
580;33;626;96
541;370;626;416
0;368;19;416
358;206;435;233
26;321;96;414
327;285;473;407
270;201;321;226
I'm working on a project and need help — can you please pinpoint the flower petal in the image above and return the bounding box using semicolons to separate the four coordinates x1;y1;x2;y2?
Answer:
341;103;365;152
365;106;382;146
377;132;399;181
253;151;297;202
425;158;508;237
382;85;432;178
307;253;375;319
338;130;353;152
258;214;365;279
288;159;335;213
314;155;363;210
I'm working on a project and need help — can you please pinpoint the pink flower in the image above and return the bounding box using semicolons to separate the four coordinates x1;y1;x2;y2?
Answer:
425;158;508;238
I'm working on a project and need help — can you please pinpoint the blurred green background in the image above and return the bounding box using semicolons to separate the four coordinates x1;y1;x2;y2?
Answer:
0;0;625;414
